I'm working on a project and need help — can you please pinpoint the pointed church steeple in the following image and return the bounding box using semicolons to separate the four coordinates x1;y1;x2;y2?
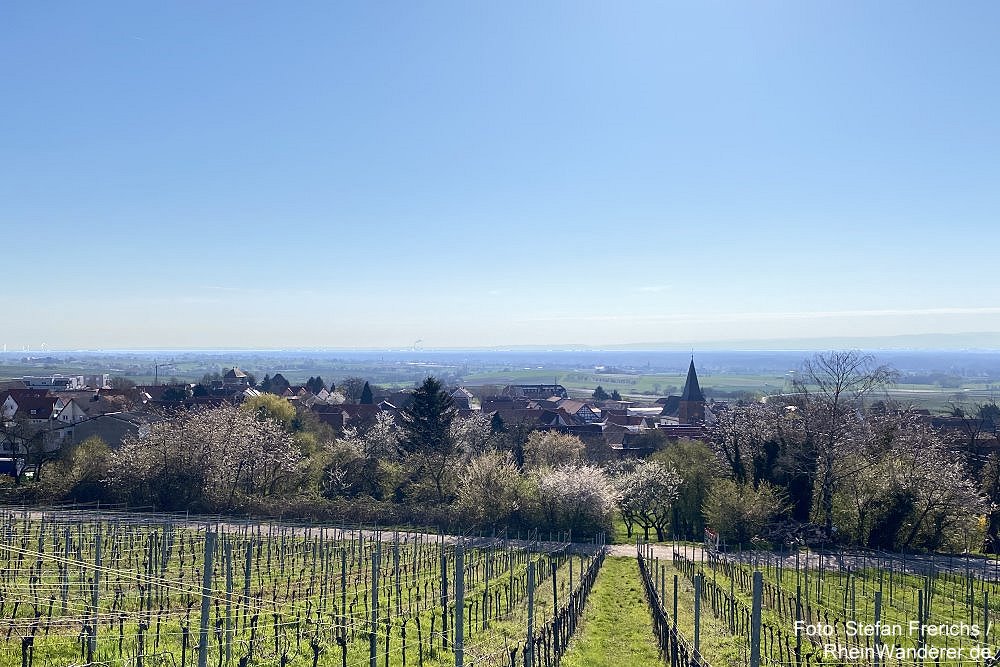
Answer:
680;358;705;402
678;357;706;424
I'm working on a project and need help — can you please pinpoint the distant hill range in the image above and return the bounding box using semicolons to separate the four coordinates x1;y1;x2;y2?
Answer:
501;332;1000;352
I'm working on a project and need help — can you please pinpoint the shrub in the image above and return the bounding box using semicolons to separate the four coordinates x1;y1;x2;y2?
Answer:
704;479;788;546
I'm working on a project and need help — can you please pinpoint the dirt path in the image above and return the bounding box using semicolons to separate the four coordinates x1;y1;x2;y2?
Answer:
609;540;1000;580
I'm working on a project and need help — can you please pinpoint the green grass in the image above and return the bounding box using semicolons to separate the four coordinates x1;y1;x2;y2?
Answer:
460;367;994;411
561;557;663;667
612;515;678;545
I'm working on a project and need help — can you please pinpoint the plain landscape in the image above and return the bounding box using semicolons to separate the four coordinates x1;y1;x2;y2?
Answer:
5;1;1000;665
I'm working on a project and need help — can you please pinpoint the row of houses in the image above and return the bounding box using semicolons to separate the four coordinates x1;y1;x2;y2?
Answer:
0;385;160;459
0;361;716;475
303;360;712;455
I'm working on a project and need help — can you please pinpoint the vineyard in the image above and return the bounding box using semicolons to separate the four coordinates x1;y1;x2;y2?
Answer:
6;506;1000;667
637;543;1000;667
0;508;606;667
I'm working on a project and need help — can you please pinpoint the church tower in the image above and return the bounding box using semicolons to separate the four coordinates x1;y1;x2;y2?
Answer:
677;358;706;424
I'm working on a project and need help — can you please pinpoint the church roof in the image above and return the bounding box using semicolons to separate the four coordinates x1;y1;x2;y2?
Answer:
680;359;705;402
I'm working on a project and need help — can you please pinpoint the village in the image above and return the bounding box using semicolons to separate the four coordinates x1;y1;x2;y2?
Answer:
0;360;719;479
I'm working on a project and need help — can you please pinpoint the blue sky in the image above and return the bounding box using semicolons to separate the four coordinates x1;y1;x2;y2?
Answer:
3;1;999;349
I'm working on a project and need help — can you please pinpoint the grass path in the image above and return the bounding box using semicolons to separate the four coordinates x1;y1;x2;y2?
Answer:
561;556;663;667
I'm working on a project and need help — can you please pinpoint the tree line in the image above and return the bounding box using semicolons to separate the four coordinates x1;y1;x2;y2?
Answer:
11;350;1000;552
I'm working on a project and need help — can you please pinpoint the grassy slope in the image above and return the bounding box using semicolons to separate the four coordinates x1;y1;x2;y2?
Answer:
561;557;663;667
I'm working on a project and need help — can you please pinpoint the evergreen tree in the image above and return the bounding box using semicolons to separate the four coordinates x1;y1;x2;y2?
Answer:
260;374;273;393
401;378;455;453
592;385;610;401
360;381;374;405
401;377;458;501
490;411;506;434
305;376;327;394
610;389;622;401
161;385;188;402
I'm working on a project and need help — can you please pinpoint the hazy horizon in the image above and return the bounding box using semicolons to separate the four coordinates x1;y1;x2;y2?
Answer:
6;331;1000;354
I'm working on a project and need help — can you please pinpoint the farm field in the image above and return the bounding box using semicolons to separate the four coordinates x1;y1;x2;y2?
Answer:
461;369;993;411
461;368;788;400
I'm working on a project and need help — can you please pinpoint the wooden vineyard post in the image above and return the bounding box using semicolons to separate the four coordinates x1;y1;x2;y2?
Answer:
508;546;515;615
526;560;536;667
694;573;701;658
61;527;70;615
225;539;233;667
918;590;925;667
485;546;492;630
341;548;348;667
441;550;449;650
243;540;253;630
795;585;802;667
568;553;573;601
89;523;102;664
455;544;465;667
371;540;380;667
394;535;402;618
552;559;558;615
750;571;762;667
672;574;678;629
198;530;216;667
873;591;882;667
985;591;990;642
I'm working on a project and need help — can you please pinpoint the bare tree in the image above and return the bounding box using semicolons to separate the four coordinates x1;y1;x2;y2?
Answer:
0;416;56;484
709;402;775;485
792;350;896;536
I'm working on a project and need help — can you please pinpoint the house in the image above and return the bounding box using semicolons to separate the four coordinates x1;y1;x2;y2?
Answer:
310;403;386;432
655;423;709;440
71;412;159;449
544;398;601;424
658;396;681;418
22;375;86;391
223;367;250;389
11;395;58;424
0;389;77;453
0;391;17;420
482;396;539;412
51;390;129;418
52;397;88;425
450;387;476;410
501;384;568;399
